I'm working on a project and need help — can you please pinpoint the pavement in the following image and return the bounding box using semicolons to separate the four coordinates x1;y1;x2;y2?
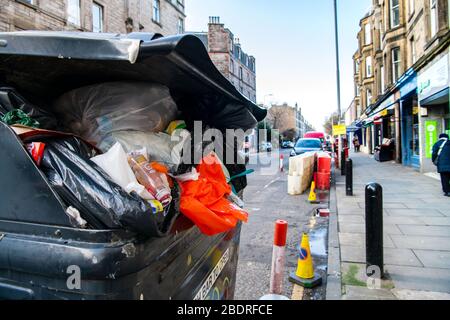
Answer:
331;151;450;300
235;149;329;300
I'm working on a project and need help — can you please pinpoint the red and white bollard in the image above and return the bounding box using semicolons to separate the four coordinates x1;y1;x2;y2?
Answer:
270;220;288;295
280;154;284;172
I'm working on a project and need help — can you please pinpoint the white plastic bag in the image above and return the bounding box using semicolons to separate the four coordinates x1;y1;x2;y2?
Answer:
91;142;154;200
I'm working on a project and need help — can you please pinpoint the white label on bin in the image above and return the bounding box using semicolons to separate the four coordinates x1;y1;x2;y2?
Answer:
194;248;230;300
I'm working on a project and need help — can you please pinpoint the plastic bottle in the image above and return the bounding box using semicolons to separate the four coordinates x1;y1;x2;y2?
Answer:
128;154;172;207
270;220;288;295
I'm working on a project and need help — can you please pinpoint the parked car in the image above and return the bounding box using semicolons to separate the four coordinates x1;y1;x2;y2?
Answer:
290;138;323;156
260;142;272;152
281;141;294;149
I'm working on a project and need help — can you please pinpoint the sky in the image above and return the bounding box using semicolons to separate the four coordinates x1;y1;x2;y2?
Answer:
185;0;372;130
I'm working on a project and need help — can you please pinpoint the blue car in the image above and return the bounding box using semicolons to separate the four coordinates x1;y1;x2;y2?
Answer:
290;138;323;156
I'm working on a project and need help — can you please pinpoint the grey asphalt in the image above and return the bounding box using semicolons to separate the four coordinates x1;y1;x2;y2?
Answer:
234;149;327;300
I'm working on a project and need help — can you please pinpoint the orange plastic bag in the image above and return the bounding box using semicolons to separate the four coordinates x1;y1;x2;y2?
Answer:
179;153;248;236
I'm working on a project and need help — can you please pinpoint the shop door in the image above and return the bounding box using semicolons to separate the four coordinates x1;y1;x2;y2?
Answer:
401;101;420;168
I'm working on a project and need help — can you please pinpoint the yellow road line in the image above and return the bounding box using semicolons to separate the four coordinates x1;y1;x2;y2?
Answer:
291;284;304;300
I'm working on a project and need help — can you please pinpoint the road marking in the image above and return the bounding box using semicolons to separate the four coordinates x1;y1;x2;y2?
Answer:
263;177;280;190
291;284;304;300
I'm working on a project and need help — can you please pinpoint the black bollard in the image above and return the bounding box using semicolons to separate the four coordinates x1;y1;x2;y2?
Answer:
341;149;346;176
346;159;353;196
365;183;384;278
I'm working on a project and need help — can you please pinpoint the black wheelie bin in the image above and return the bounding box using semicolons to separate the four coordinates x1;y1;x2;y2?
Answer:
0;31;266;300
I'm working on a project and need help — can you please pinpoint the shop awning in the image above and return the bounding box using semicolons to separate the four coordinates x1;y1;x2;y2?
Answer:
346;121;362;132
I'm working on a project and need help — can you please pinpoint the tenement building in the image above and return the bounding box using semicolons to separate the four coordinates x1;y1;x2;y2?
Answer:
0;0;186;35
348;0;449;175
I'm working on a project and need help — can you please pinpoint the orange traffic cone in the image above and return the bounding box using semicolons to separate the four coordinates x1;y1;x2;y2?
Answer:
289;233;322;288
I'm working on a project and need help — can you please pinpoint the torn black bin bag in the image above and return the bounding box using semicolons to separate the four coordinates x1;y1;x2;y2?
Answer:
40;136;176;237
0;87;58;129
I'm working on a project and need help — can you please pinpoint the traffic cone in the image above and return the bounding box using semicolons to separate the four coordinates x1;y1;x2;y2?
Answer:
308;181;319;204
289;233;322;288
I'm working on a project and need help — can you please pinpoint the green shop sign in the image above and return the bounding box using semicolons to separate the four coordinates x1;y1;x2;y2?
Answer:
425;120;438;159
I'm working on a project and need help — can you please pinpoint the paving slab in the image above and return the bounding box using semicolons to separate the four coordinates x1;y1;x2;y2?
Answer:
414;250;450;269
386;265;450;293
391;235;450;251
392;289;450;300
342;286;397;300
386;209;444;217
339;215;365;224
397;225;450;237
339;232;395;248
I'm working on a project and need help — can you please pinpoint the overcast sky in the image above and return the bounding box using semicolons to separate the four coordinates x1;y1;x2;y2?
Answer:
185;0;371;130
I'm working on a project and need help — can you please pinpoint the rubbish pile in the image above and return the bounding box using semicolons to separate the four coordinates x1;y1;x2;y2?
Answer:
0;83;250;238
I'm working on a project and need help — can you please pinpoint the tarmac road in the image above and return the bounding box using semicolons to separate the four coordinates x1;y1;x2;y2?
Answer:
234;149;329;300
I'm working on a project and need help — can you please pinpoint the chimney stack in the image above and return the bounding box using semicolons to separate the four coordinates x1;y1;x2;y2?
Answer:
209;16;221;24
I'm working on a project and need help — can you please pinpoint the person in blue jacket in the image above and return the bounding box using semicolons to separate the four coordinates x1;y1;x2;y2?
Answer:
432;133;450;197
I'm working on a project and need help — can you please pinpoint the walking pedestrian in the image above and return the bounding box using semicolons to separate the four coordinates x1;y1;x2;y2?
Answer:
353;136;360;153
432;133;450;197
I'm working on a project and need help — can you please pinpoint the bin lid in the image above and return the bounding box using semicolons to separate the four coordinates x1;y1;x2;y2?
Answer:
0;31;266;130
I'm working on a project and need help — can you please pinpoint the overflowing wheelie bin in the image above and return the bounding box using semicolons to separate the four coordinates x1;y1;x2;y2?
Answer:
0;31;266;300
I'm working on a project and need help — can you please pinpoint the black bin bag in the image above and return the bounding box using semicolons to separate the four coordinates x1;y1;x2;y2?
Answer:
40;136;179;237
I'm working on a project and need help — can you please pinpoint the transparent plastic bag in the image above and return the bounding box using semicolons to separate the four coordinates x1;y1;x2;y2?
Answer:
52;82;179;144
101;130;191;172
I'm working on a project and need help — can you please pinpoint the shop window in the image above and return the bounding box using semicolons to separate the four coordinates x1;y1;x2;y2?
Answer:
390;0;400;28
67;0;81;27
92;2;103;33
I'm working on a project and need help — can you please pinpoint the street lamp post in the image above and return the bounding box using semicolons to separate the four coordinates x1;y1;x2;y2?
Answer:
263;94;274;142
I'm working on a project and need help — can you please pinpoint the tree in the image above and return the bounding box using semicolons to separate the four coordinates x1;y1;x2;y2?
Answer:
323;112;340;136
282;128;297;141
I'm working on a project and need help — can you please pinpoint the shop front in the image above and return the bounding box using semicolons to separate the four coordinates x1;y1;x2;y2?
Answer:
418;51;450;173
398;69;420;169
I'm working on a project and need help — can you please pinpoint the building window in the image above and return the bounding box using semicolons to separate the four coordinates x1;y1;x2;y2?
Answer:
153;0;161;24
366;56;373;78
239;67;243;80
391;47;401;83
355;60;360;74
390;0;400;28
92;2;103;33
23;0;35;5
366;89;372;106
356;85;360;97
230;60;234;74
365;24;372;45
430;0;438;38
177;18;184;34
410;37;416;64
380;65;385;93
409;0;415;15
67;0;81;26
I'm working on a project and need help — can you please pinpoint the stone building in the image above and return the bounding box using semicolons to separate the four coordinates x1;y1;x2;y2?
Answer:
349;0;449;173
189;16;257;103
266;103;314;140
0;0;186;35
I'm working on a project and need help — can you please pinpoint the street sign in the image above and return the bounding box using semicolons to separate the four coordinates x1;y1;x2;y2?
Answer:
425;120;438;159
333;124;347;136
